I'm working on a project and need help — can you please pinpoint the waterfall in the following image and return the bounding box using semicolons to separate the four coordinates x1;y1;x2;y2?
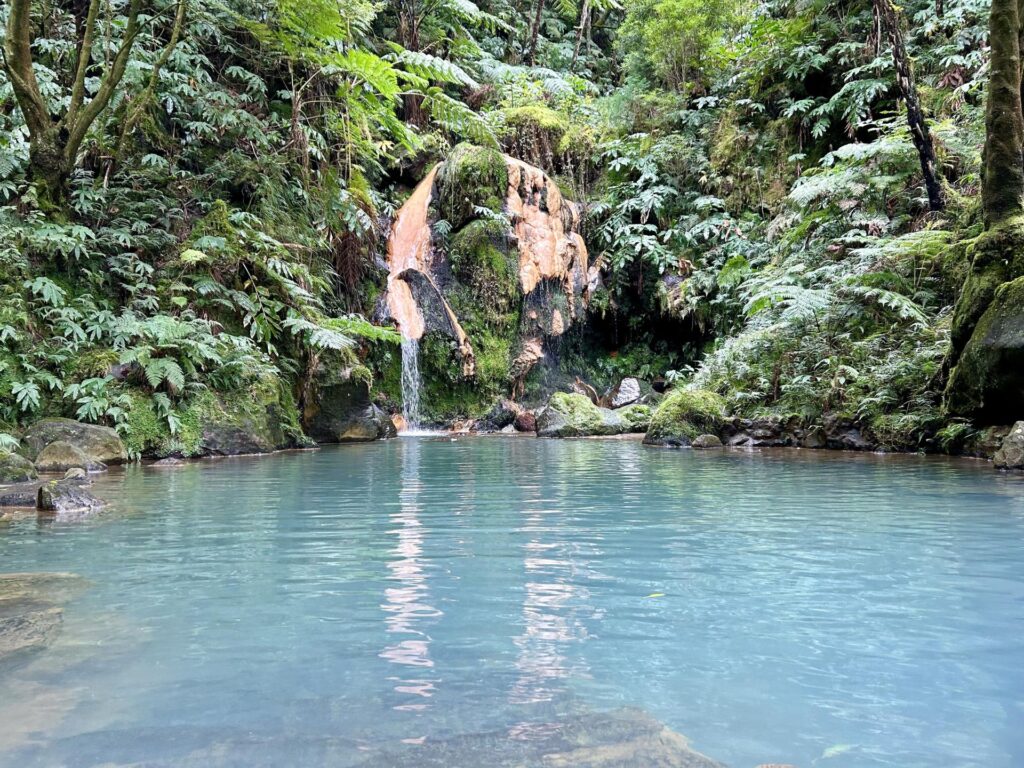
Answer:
400;336;423;432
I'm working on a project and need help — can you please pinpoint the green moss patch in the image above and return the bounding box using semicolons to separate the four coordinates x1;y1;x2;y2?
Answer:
436;143;508;230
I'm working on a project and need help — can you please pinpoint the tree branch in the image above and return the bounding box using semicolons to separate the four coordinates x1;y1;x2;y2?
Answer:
65;0;145;163
2;0;52;137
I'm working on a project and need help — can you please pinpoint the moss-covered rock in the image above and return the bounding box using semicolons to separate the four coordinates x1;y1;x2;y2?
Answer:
21;418;127;465
994;421;1024;469
124;380;305;458
949;218;1024;363
0;451;37;483
536;392;626;438
196;381;302;456
436;143;508;230
617;404;653;432
644;388;727;447
946;275;1024;420
34;441;106;473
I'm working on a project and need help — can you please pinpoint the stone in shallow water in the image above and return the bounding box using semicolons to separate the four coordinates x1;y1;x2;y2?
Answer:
0;572;88;665
0;451;37;483
692;434;723;449
994;421;1024;470
36;478;105;518
353;708;725;768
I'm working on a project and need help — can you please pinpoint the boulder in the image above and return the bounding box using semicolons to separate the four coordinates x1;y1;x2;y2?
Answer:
198;386;300;456
823;415;875;451
21;418;126;464
36;478;105;517
692;434;724;449
0;482;39;507
63;467;89;481
304;367;397;443
513;410;537;433
477;399;523;432
0;451;37;483
994;421;1024;469
34;441;106;473
946;275;1024;421
610;377;642;408
644;388;727;447
536;392;625;438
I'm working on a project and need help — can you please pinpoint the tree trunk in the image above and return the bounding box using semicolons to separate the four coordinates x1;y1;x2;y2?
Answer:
527;0;546;66
982;0;1024;226
29;133;72;209
875;0;945;212
397;0;426;126
571;0;591;72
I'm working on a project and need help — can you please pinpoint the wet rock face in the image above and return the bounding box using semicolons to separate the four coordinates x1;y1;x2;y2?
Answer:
352;708;725;768
382;144;591;422
0;451;37;483
303;367;397;443
21;418;127;465
994;421;1024;469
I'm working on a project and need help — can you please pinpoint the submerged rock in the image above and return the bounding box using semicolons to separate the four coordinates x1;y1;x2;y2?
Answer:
0;451;37;483
34;440;106;473
0;573;88;665
353;708;724;768
536;393;625;438
994;421;1024;469
644;389;727;447
21;418;127;465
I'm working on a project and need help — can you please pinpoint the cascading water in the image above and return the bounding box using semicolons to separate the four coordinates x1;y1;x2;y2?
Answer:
400;336;423;432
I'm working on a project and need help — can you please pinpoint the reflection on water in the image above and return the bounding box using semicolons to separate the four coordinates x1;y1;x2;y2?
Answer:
380;439;440;712
0;440;1023;768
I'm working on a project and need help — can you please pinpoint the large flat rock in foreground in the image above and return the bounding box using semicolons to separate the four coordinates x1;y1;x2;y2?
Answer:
355;708;724;768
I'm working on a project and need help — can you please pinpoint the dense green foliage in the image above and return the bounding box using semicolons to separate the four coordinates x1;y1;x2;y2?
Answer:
0;0;1009;451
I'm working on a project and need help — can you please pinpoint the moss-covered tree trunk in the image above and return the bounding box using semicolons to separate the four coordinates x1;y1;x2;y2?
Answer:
982;0;1024;225
945;0;1024;418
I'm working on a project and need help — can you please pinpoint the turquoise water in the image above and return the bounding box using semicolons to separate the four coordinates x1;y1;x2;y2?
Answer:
2;437;1024;767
